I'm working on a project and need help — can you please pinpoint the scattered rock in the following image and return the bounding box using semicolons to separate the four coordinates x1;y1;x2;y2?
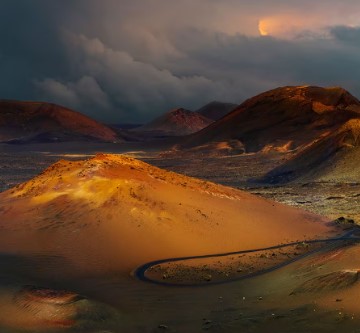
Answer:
334;216;355;225
204;274;212;282
158;324;168;330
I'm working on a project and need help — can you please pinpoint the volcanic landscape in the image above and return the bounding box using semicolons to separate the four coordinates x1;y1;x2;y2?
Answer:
2;86;360;332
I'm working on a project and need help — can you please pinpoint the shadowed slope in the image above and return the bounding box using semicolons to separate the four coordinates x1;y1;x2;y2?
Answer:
292;270;360;294
260;119;360;183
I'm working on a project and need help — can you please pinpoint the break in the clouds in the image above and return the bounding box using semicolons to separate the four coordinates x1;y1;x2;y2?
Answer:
1;1;360;123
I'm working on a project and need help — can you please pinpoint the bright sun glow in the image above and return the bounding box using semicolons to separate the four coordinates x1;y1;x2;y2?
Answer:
258;20;269;36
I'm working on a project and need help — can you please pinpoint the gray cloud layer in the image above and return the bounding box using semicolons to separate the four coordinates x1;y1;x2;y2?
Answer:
1;1;360;123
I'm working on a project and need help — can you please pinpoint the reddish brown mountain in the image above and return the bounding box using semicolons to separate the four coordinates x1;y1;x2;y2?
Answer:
0;100;118;143
181;86;360;153
134;108;213;136
196;101;237;120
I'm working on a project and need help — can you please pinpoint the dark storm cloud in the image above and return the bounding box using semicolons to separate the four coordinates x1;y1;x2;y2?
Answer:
172;29;360;88
2;1;360;122
0;1;68;96
331;26;360;43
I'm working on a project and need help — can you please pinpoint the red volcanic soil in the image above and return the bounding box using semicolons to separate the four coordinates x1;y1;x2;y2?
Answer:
181;86;360;153
196;101;237;120
134;108;213;136
0;100;118;143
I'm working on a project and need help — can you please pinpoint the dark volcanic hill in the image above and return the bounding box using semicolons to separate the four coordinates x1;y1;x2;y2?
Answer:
134;108;213;136
196;101;237;121
0;100;118;143
260;119;360;184
181;86;360;153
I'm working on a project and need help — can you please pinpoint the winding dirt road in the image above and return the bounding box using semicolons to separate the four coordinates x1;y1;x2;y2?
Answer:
134;229;360;287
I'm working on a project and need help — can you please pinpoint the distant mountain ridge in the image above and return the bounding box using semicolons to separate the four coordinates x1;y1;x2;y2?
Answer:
134;108;213;136
196;101;237;120
0;100;119;143
180;86;360;153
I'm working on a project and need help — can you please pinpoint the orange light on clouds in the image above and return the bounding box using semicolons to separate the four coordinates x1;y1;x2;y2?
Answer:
257;15;338;39
258;20;269;36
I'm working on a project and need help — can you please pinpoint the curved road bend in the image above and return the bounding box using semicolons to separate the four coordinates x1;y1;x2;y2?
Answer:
134;229;360;287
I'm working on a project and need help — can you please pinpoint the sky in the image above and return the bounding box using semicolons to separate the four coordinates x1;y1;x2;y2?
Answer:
2;1;360;123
